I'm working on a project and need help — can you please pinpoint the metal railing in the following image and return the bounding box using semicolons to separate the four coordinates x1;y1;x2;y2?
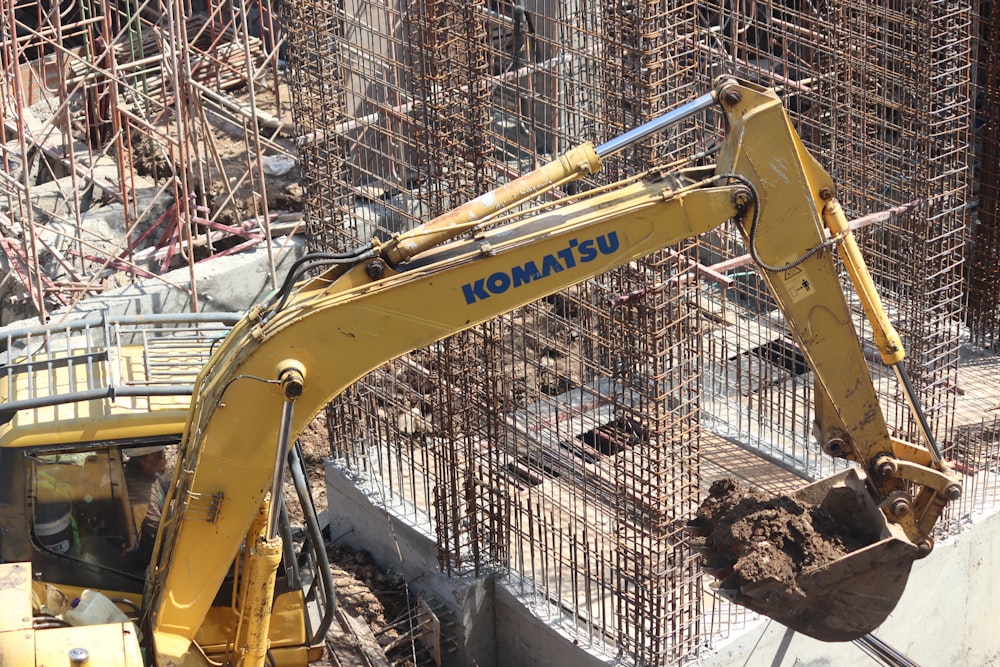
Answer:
1;312;242;417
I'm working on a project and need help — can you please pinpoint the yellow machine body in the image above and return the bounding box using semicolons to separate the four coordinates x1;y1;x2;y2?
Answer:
0;79;959;663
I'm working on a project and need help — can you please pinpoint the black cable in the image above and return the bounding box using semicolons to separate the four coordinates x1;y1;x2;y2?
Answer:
289;442;336;645
264;248;374;316
110;597;142;616
33;614;72;629
719;172;838;273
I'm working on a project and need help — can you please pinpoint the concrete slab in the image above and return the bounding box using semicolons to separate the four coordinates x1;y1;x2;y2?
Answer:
0;236;306;334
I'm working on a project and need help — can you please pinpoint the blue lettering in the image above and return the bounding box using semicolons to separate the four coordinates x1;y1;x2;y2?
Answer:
463;279;489;304
511;261;542;287
596;231;619;254
459;233;620;304
487;271;511;294
540;253;564;277
556;247;577;269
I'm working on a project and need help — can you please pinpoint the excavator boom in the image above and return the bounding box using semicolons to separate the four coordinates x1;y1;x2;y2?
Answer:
146;78;959;656
0;78;960;663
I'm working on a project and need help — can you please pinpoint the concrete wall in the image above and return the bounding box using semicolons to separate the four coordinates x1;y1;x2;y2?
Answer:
325;462;616;667
493;585;608;667
53;238;307;319
327;452;1000;667
324;464;498;667
700;509;1000;667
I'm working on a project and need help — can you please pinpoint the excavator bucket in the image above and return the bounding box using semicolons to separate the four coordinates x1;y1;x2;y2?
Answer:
690;469;919;642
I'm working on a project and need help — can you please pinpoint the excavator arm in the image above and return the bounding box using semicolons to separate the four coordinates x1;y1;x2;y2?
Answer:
714;81;960;534
145;78;959;662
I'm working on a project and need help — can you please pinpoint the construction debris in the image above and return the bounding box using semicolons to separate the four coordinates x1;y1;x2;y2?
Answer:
1;0;297;323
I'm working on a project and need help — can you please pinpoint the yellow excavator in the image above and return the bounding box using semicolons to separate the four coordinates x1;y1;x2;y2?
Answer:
0;78;961;664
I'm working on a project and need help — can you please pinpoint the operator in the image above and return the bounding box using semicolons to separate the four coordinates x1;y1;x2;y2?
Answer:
124;447;167;524
123;446;171;563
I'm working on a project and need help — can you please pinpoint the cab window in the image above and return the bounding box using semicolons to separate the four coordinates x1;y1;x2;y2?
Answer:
30;445;174;571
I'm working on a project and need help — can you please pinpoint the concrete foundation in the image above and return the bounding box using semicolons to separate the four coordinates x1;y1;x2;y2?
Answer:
324;462;612;667
57;237;307;319
493;585;608;667
327;455;1000;667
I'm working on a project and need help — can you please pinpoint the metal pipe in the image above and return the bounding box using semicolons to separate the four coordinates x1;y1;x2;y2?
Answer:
267;398;295;539
595;92;716;158
0;385;197;419
893;364;944;465
0;312;241;340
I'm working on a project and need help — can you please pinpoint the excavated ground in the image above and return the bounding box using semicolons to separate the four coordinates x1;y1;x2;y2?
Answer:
689;477;874;593
296;416;410;628
292;413;426;667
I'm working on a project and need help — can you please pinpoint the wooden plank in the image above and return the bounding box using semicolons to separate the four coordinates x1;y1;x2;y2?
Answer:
415;597;441;667
337;608;392;667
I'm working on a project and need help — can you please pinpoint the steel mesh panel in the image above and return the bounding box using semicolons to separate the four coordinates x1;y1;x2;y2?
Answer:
970;2;1000;348
286;1;986;663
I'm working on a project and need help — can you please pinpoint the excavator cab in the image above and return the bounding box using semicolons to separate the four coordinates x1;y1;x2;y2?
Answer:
3;437;334;662
29;445;145;573
0;313;334;664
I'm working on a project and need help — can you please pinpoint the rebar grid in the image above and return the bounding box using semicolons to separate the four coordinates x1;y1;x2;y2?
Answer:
682;2;849;481
969;2;1000;348
692;1;972;476
603;256;704;662
0;0;291;324
291;1;714;659
827;1;971;446
0;0;992;663
288;1;991;665
282;0;345;251
940;413;1000;536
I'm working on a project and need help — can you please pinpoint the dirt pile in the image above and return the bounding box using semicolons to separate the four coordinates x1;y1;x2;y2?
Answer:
688;472;921;641
689;477;874;594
